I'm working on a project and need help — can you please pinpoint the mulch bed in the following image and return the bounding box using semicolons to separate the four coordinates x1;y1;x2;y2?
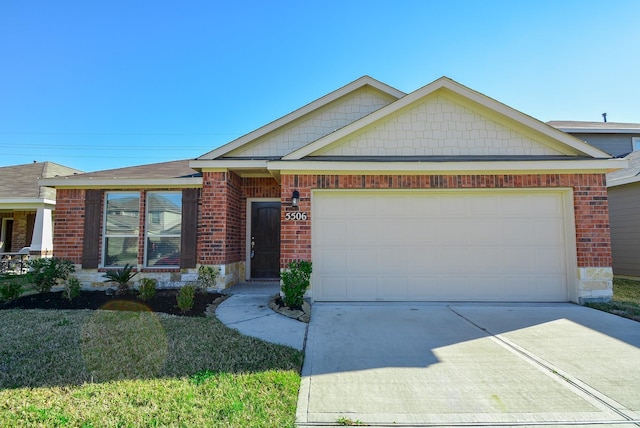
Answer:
0;289;226;317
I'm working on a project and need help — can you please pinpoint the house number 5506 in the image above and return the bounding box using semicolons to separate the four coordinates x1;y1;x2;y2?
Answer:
285;212;308;221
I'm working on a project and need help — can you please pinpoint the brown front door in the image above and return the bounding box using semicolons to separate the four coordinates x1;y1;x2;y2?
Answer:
250;202;281;278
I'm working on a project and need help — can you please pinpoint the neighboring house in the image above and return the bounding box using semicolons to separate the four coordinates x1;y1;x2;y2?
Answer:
547;121;640;157
549;121;640;278
0;161;83;257
42;76;626;303
603;149;640;278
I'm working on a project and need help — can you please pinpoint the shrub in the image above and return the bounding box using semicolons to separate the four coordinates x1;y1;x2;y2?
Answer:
63;276;81;301
197;265;220;291
280;260;312;309
176;284;196;313
138;278;157;301
103;264;138;295
0;280;23;302
27;258;76;293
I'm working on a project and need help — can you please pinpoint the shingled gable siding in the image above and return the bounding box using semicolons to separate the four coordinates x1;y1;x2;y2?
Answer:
279;173;612;269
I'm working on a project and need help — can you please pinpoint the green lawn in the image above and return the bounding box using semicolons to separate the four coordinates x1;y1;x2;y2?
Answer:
586;277;640;322
0;309;303;427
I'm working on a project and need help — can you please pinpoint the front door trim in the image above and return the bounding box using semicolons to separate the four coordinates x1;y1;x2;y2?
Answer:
245;198;280;280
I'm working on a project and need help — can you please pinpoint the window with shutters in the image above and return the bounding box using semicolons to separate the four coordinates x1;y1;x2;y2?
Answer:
103;192;140;267
145;191;181;267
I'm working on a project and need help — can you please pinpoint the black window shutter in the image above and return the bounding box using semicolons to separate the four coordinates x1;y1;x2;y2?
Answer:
180;188;199;269
82;190;103;269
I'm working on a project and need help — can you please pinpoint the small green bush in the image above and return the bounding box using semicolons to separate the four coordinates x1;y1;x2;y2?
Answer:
27;258;76;293
138;278;157;301
63;276;81;301
176;284;196;313
103;263;138;295
197;265;220;290
280;260;312;309
0;280;23;301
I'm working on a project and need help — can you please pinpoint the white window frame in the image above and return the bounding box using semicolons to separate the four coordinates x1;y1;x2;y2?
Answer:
144;191;182;268
102;191;140;267
632;137;640;152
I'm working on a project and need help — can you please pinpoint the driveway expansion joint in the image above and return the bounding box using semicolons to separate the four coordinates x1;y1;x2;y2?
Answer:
447;305;640;426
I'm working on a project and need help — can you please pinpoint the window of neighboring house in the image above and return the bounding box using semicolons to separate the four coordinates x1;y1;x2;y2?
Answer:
145;191;182;267
633;137;640;152
103;192;140;267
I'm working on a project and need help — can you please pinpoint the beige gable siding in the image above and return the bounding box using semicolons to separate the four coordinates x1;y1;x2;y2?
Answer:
313;95;565;157
226;88;396;158
608;182;640;277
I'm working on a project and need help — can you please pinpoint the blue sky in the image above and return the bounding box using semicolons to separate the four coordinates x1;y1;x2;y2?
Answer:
1;0;638;172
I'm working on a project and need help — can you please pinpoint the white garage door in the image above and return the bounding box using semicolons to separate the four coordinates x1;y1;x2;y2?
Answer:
312;190;571;302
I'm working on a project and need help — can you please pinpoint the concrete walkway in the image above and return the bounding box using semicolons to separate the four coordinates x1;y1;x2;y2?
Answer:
297;303;640;428
216;281;307;351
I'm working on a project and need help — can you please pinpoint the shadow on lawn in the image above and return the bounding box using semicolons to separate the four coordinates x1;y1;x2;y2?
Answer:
0;305;303;389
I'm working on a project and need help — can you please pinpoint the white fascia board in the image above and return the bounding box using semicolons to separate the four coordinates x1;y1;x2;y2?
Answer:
196;76;405;160
283;77;611;160
607;175;640;187
39;177;202;189
268;158;628;174
0;199;52;210
190;159;269;170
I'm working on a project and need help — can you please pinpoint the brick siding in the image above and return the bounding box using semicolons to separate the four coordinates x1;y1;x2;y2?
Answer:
280;173;611;268
53;189;88;263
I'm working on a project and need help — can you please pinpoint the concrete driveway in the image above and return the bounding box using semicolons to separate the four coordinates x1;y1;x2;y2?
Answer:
296;303;640;427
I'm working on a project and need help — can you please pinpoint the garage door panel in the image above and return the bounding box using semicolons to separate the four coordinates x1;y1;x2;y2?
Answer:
349;197;377;217
317;248;347;271
348;276;379;300
377;276;408;300
534;248;565;273
534;220;564;244
378;221;407;243
503;248;534;273
467;248;505;273
438;197;469;217
533;194;564;216
318;221;347;244
349;221;378;244
407;248;439;270
379;248;408;273
313;190;569;302
408;276;441;298
318;276;347;300
467;220;503;244
439;221;469;244
407;197;440;216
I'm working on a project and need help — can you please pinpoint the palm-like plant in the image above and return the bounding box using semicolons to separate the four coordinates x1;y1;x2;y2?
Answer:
103;263;138;295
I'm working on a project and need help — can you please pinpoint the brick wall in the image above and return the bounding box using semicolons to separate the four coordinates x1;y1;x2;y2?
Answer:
198;171;244;265
53;189;87;263
280;173;611;268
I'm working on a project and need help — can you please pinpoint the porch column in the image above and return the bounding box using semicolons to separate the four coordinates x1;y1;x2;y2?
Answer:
30;206;54;257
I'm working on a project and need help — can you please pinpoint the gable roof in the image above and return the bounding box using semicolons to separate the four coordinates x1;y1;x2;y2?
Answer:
40;160;202;188
195;76;406;160
284;77;611;160
0;161;82;202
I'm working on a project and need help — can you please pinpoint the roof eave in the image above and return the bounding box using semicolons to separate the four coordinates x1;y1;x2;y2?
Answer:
268;158;628;174
38;177;203;189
